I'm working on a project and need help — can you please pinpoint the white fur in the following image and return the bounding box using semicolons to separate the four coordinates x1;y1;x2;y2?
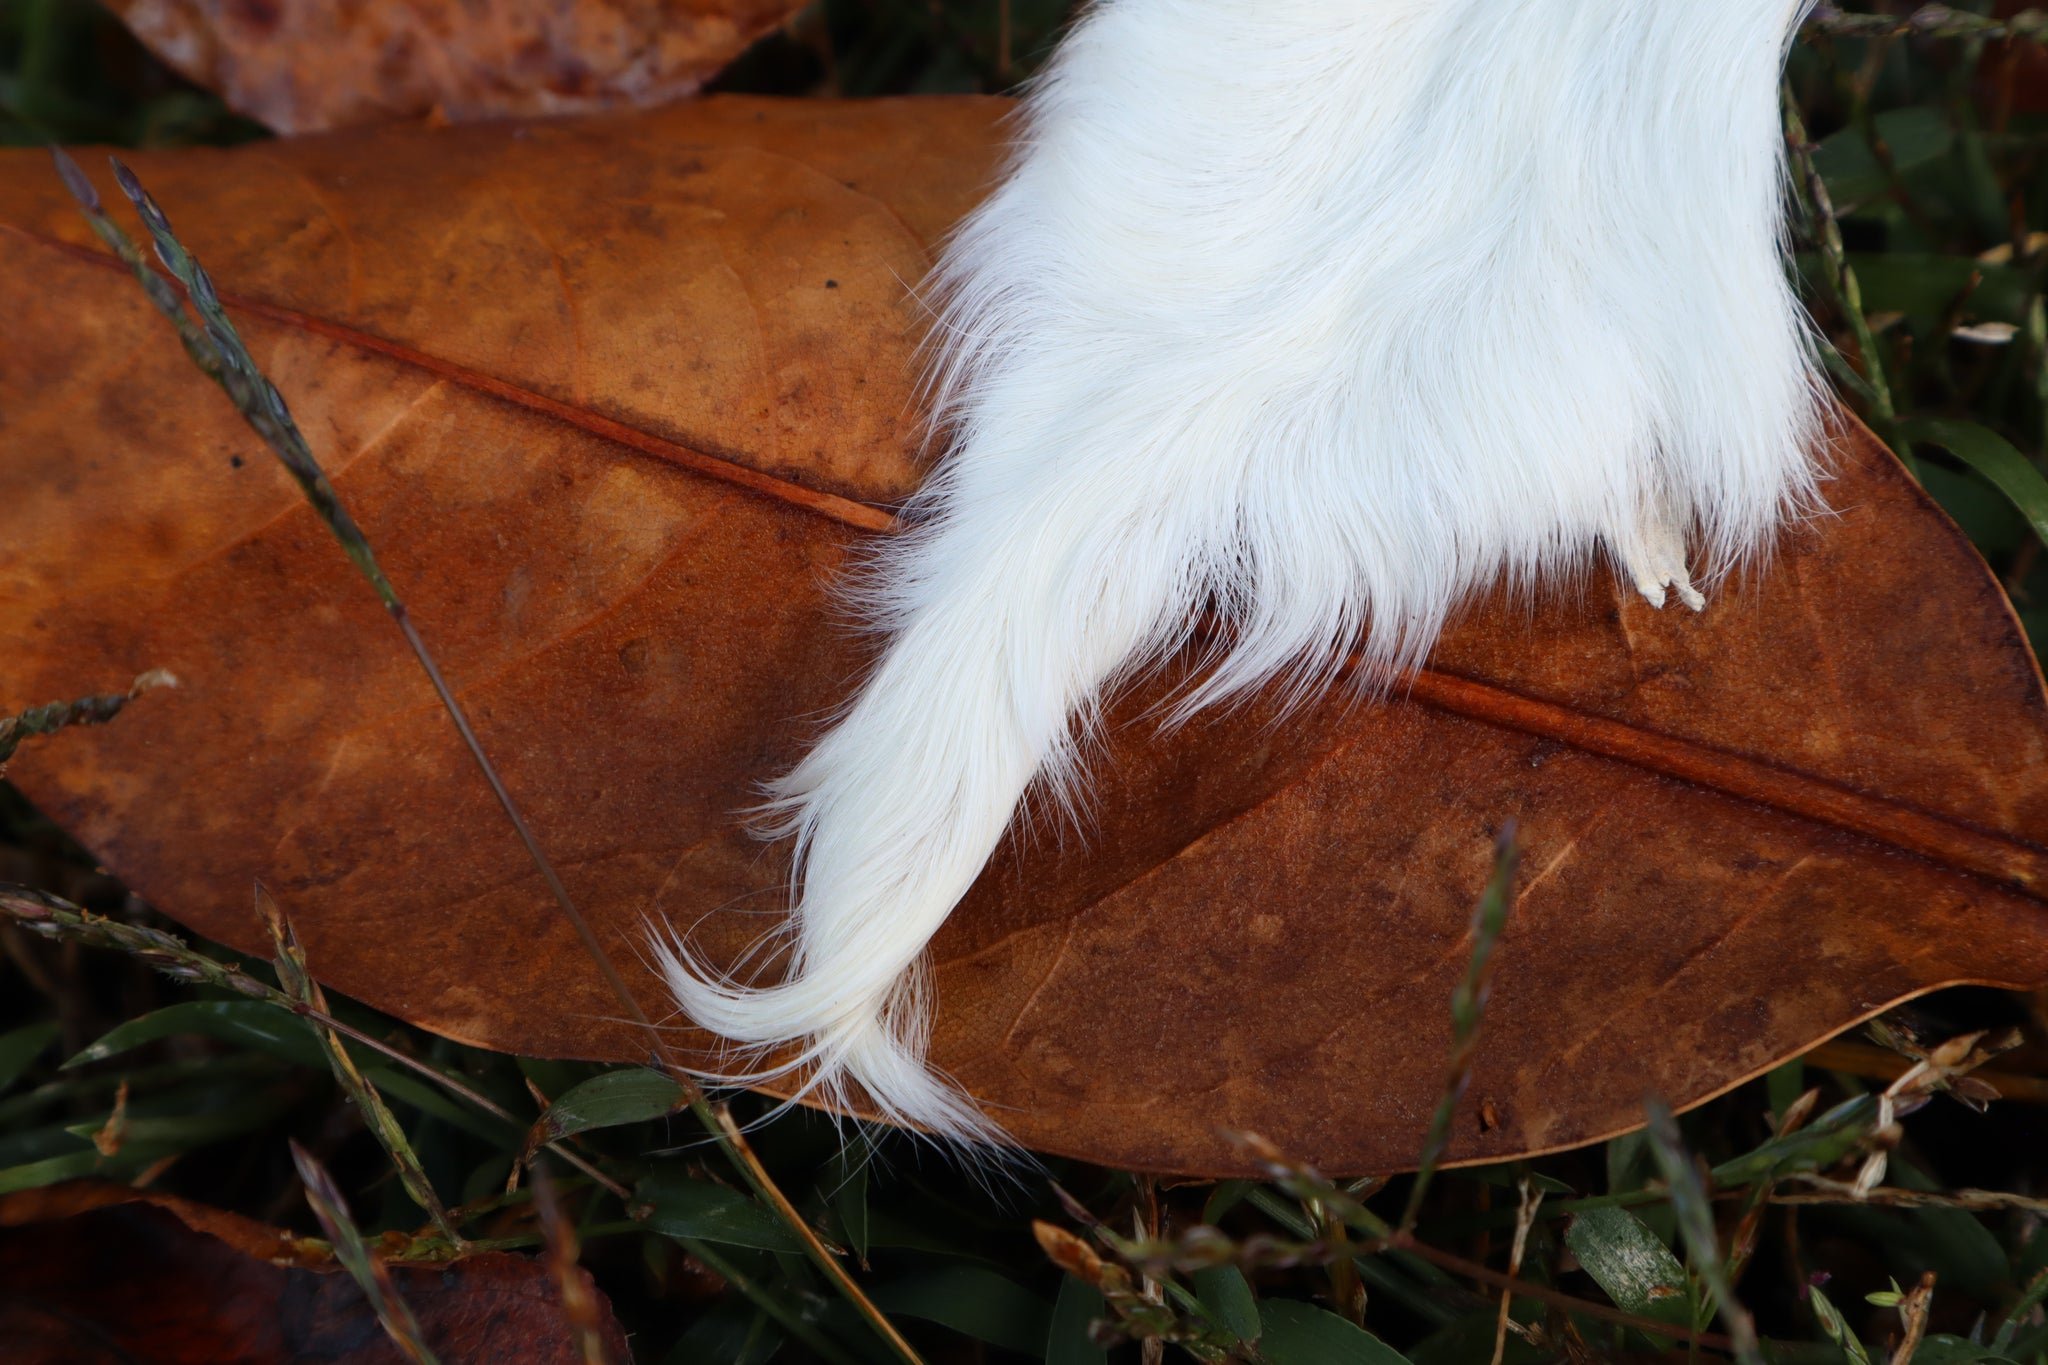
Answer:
657;0;1825;1144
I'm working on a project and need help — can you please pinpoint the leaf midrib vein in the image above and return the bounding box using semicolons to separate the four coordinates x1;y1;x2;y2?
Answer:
15;221;2044;908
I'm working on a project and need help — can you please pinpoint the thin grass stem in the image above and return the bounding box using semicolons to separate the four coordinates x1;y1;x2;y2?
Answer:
0;882;627;1201
1401;827;1520;1234
292;1139;443;1365
1782;86;1906;465
53;150;926;1365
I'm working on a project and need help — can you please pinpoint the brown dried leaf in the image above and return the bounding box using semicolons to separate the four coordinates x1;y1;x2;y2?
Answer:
2;98;2045;1175
0;1181;628;1364
1988;1;2048;115
106;0;810;134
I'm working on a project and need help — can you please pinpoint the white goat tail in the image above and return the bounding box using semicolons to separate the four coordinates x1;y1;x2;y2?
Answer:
657;0;1827;1144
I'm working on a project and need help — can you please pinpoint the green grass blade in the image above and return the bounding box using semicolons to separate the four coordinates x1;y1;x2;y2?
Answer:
1896;417;2048;546
1191;1265;1260;1345
1258;1299;1413;1365
1563;1206;1692;1344
0;1023;60;1093
635;1171;811;1253
867;1267;1052;1356
1644;1098;1762;1365
526;1068;686;1153
65;998;324;1070
1046;1275;1110;1365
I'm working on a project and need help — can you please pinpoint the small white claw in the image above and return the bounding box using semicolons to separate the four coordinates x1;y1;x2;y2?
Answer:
1620;514;1707;613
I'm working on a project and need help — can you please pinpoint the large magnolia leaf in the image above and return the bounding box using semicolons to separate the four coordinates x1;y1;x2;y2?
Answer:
107;0;810;134
1;98;2045;1175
